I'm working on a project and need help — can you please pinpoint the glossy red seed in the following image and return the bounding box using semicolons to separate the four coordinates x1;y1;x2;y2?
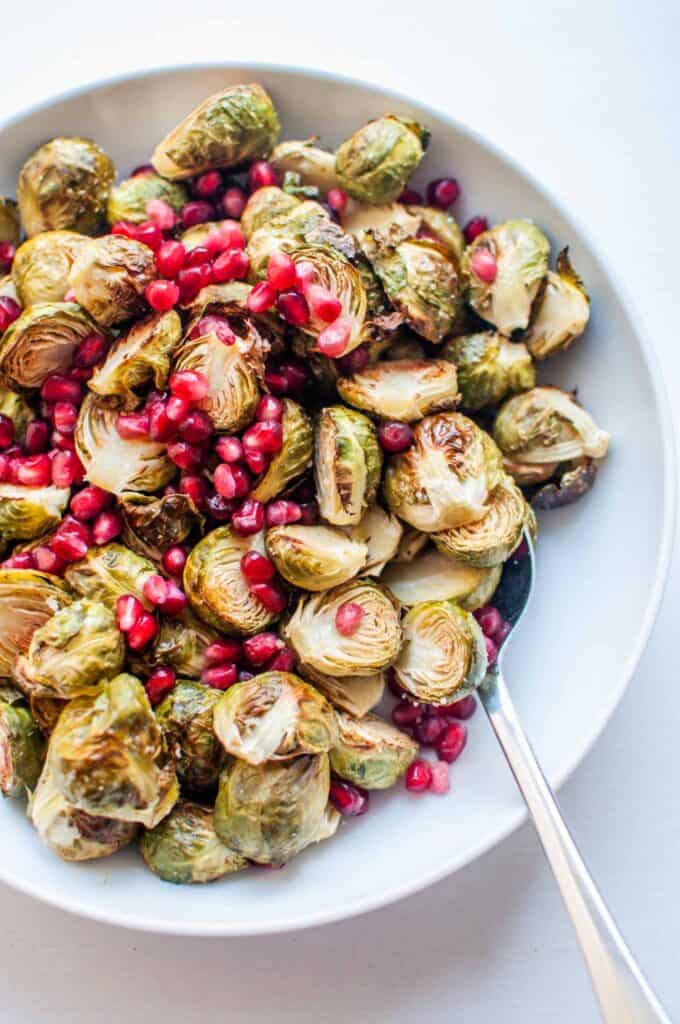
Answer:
134;221;163;252
294;260;316;292
306;284;342;324
69;485;110;522
184;245;211;268
202;663;238;690
0;454;10;482
69;366;94;383
485;635;498;665
330;780;369;817
464;216;488;244
219;186;246;219
297;501;319;525
162;545;188;577
145;667;176;705
145;279;180;312
337;345;369;376
4;551;36;570
127;611;158;650
414;714;446;747
429;760;450;794
268;648;297;672
207;494;236;522
181;200;215;229
214;435;244;463
32;545;66;575
116;411;150;440
111;221;138;240
116;593;144;632
143;573;169;607
405;759;433;793
266;360;308;396
41;375;82;404
326;188;348;214
74;333;108;369
213;248;250;283
242;420;283;454
335;601;364;636
247;161;278;192
476;605;503;637
243;632;283;666
470;247;497;283
205;639;243;665
22;419;48;454
176;265;204;304
267;251;297;292
179;409;213;444
52;401;78;435
146;198;177;230
448;695;477;720
147;400;176;443
165;395;192;425
169;370;209;402
167;440;205;471
214;462;250;499
0;295;21;331
255;395;283;423
155;240;186;278
398;188;423;204
161;579;187;617
250;581;287;614
91;509;122;545
218;220;246;251
437;722;468;763
276;290;310;327
50;429;76;451
179;474;210;510
15;453;52;486
392;700;423;727
0;414;13;448
232;499;265;536
377;420;414;453
190;314;236;346
193;170;222;199
244;449;270;476
265;500;303;526
317;316;351;357
51;517;92;560
426;177;460;208
0;242;16;273
247;281;277;313
241;550;276;584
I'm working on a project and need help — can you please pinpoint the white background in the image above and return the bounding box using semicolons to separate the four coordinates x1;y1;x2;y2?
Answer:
2;1;679;1020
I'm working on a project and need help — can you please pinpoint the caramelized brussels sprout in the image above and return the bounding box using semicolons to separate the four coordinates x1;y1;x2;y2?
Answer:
337;359;459;422
0;302;97;390
28;694;67;737
17;137;115;237
240;186;301;239
493;387;610;466
0;483;69;540
335;115;429;204
340;201;420;240
300;670;385;718
383;412;503;532
75;394;175;495
0;569;72;677
89;310;181;404
247;203;356;276
107;172;188;225
394;601;487;705
64;542;155;610
119;491;203;563
152;84;280;180
68;235;156;326
442;332;535;411
382;548;501;610
184;527;280;636
342;503;403;576
0;386;34;443
433;476;529;566
14;599;124;699
155;681;223;790
48;673;178;827
330;710;417;789
214;753;335;865
0;197;20;245
12;230;87;305
525;248;590;359
250;399;313;503
270;139;340;196
140;801;246;883
266;523;367;591
283;579;401;679
463;219;550;335
314;405;382;526
0;697;45;797
287;244;367;355
407;205;465;260
130;610;220;680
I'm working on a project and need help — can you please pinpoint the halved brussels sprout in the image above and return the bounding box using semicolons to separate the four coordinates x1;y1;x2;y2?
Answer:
120;491;203;563
0;483;69;541
330;710;417;789
442;332;535;411
28;694;67;737
17;137;115;237
129;609;220;680
287;244;367;355
382;548;501;610
0;697;45;797
340;201;420;240
407;206;465;260
214;753;335;865
299;670;385;718
0;302;97;390
270;139;340;196
214;671;338;765
266;523;367;591
75;394;175;495
362;230;462;343
14;599;124;700
152;84;280;180
314;405;382;526
68;235;156;326
0;569;71;677
342;503;403;576
493;387;610;466
393;526;429;562
240;186;301;239
0;386;34;443
337;359;460;422
250;399;313;503
89;310;181;405
383;412;503;532
184;527;280;636
283;579;402;679
0;197;20;245
462;219;550;335
140;801;246;884
335;115;429;204
48;672;178;827
433;476;529;567
64;542;156;610
12;230;87;305
394;601;487;705
524;248;590;360
29;762;136;861
107;172;188;225
155;680;224;790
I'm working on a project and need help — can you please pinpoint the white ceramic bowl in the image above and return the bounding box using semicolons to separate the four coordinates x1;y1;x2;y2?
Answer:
0;65;674;936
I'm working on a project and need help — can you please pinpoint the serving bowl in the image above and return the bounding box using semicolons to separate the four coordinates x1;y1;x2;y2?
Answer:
0;64;673;936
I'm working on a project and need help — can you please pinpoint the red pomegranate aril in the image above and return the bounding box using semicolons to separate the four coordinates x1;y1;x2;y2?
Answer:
398;188;423;205
495;620;511;645
177;266;204;304
127;611;158;650
181;200;215;229
32;545;66;575
244;449;270;476
378;420;414;453
116;593;144;632
268;648;297;672
243;632;283;666
14;453;52;487
485;635;498;665
470;247;497;283
414;714;446;747
51;450;83;487
205;639;243;665
51;517;92;561
0;454;10;482
41;375;82;404
335;601;364;637
21;419;48;454
437;722;468;763
221;186;247;219
4;551;36;570
266;360;308;396
330;780;369;817
111;220;137;240
161;579;187;617
146;279;180;312
179;473;210;510
117;411;150;440
51;430;76;451
464;216;488;244
74;333;108;369
184;245;211;268
392;700;423;727
247;161;278;192
429;760;450;795
0;414;13;449
190;314;236;346
298;501;319;525
145;667;176;705
165;395;192;424
326;188;348;215
218;220;246;251
232;499;265;536
317;316;351;357
337;345;369;376
448;695;477;720
147;401;176;443
0;242;16;273
91;509;122;544
53;401;78;435
294;260;316;292
143;573;169;607
0;296;21;334
214;435;244;463
240;550;276;585
146;198;177;230
167;440;205;472
476;605;503;637
202;663;238;690
69;366;94;383
213;248;250;283
242;420;283;454
131;163;154;177
193;170;222;200
247;281;277;314
255;395;284;422
276;290;310;327
306;284;342;324
169;369;209;402
134;220;163;252
179;409;213;444
264;500;302;526
405;759;433;793
426;177;460;209
251;581;287;614
162;545;188;577
155;239;186;278
267;251;298;292
214;462;250;500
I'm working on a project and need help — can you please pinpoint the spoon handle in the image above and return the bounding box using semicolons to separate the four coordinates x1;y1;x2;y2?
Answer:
480;669;670;1024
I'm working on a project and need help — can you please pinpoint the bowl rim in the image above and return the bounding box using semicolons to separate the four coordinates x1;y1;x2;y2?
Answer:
0;61;675;937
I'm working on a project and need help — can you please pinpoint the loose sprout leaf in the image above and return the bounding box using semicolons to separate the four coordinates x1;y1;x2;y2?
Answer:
382;548;499;609
432;475;530;567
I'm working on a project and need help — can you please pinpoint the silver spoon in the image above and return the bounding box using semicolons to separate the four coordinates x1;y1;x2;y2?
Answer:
479;534;671;1023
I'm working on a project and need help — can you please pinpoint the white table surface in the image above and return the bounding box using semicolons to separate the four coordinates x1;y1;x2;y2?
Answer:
2;1;679;1020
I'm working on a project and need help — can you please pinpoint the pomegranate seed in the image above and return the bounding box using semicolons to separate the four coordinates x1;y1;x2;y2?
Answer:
167;440;205;471
127;611;158;650
429;760;450;794
0;454;10;482
92;508;122;544
202;663;238;690
146;667;176;705
398;188;423;204
307;284;342;324
470;248;497;283
51;430;76;451
147;400;176;443
0;296;21;331
264;500;301;527
276;290;309;327
378;421;414;453
232;499;264;536
205;493;233;522
116;411;150;440
267;251;297;292
221;187;247;219
41;375;82;404
179;474;209;510
132;164;154;177
155;240;186;278
177;266;204;303
110;221;138;240
143;573;169;607
0;242;16;273
134;221;163;252
268;648;297;672
495;620;511;645
214;462;250;499
51;517;92;561
169;370;209;402
181;200;215;229
72;335;106;373
330;780;369;816
146;199;177;230
161;579;187;617
266;360;308;396
32;545;66;575
247;281;277;313
337;345;369;376
53;402;78;435
326;188;348;215
298;501;319;525
317;316;351;357
405;759;433;793
250;581;287;614
23;419;49;453
190;314;236;346
464;216;488;244
294;260;316;292
392;700;423;727
244;449;270;475
116;593;144;632
247;161;278;192
71;485;111;525
15;453;52;486
146;279;179;312
205;639;243;665
218;220;246;251
184;246;211;268
335;601;364;636
255;396;283;422
242;421;283;454
193;170;222;199
213;248;250;283
162;545;188;577
0;415;14;448
437;722;468;763
164;395;191;425
414;714;446;746
4;551;36;570
214;435;244;463
69;366;93;383
243;632;283;666
448;695;477;720
476;605;503;637
426;177;460;209
179;409;213;444
241;550;276;585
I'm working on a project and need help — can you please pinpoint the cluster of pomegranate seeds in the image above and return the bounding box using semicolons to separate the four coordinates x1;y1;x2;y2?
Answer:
330;779;370;816
142;572;188;617
474;604;511;666
115;593;158;651
240;550;287;614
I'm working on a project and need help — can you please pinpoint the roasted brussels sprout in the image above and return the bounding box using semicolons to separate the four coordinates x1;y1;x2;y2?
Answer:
29;694;67;737
120;491;202;563
247;204;355;276
14;599;124;700
48;673;178;827
383;412;503;532
524;249;590;360
89;310;181;404
0;386;34;443
330;710;417;789
155;681;224;790
0;569;71;677
0;698;45;797
270;139;340;196
140;801;246;883
0;197;20;245
433;476;529;567
11;230;87;305
240;186;301;239
393;600;487;705
68;235;156;327
493;387;610;467
152;84;280;180
250;399;313;502
314;405;382;526
266;524;367;591
341;503;403;577
283;579;401;679
462;219;550;335
286;244;367;355
17;137;115;237
408;206;465;260
442;332;535;411
340;201;420;240
337;359;459;422
335;115;429;204
362;230;462;343
214;753;336;865
107;172;188;225
64;542;155;609
382;548;501;610
0;302;97;391
0;483;69;541
75;394;175;495
302;670;385;718
184;527;280;635
130;609;220;680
